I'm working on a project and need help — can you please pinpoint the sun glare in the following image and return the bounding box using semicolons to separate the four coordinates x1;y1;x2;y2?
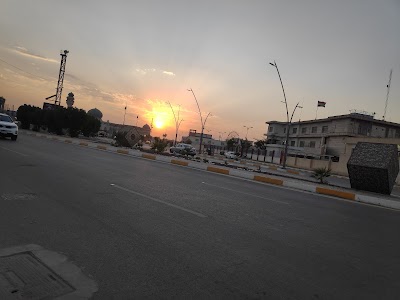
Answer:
155;119;164;128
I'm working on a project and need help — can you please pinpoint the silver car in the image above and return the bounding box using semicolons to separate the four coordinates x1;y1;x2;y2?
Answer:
0;113;18;141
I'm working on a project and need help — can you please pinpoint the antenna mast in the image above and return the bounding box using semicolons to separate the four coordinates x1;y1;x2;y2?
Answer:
383;69;392;121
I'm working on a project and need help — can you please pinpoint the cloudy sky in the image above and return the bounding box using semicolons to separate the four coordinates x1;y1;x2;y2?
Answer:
1;0;399;140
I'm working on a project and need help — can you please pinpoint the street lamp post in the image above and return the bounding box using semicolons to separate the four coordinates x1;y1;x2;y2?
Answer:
218;131;226;141
269;60;300;169
166;101;184;146
243;125;253;140
187;88;211;154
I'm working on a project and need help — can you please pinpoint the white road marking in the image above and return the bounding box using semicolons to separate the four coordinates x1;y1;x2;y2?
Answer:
110;184;207;218
201;181;289;205
0;146;28;157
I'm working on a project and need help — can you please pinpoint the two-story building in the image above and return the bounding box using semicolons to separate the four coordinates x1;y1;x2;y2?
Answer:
265;112;400;157
181;129;226;151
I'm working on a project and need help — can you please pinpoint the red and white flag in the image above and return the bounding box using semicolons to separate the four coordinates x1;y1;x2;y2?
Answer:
317;101;326;107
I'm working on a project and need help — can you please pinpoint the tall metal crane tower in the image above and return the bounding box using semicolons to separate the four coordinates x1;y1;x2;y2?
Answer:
46;50;69;106
383;69;392;121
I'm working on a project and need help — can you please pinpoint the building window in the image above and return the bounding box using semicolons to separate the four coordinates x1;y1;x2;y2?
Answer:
299;141;305;147
301;127;307;134
292;128;297;134
269;126;273;132
311;126;317;133
290;141;295;146
322;126;328;133
309;141;316;148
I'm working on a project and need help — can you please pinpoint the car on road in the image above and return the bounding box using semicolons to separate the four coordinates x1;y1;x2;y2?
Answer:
224;151;238;159
169;143;196;156
0;113;18;141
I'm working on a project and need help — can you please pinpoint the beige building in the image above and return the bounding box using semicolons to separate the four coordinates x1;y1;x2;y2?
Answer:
182;129;226;151
100;121;151;139
265;112;400;157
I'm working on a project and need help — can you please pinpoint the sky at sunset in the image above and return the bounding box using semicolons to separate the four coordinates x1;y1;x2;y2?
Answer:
1;0;399;140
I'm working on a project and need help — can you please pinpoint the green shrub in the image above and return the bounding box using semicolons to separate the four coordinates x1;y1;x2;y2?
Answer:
313;167;331;183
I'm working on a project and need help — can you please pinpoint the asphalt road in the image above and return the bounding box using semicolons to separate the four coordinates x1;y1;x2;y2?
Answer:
1;134;400;299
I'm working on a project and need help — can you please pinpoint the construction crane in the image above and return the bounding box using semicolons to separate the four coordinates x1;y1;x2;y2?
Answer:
46;50;69;106
383;69;392;121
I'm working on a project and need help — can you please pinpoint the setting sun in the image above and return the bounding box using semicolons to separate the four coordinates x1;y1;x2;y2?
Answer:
154;119;164;128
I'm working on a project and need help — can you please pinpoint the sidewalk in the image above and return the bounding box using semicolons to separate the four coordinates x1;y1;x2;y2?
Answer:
199;153;400;198
20;130;400;210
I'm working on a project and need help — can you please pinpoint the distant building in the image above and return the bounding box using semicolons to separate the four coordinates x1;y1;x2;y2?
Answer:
0;96;5;111
100;120;151;139
182;129;226;151
66;92;75;108
265;112;400;157
87;108;103;120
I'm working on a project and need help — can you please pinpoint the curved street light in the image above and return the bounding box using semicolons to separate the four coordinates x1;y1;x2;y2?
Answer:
218;131;226;141
269;60;300;169
187;88;211;153
166;101;183;146
243;125;253;140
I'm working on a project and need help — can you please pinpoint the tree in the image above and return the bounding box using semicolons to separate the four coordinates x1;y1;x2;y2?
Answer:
151;137;168;153
313;167;331;183
17;105;35;129
65;108;86;137
82;115;101;137
254;139;267;150
226;138;236;150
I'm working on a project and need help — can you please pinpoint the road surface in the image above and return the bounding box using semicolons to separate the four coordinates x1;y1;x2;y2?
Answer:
1;135;399;299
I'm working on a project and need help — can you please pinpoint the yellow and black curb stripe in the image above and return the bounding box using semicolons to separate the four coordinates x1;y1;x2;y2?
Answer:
254;175;283;186
316;187;356;200
142;154;156;160
117;149;129;155
171;159;189;166
207;166;230;175
287;170;300;175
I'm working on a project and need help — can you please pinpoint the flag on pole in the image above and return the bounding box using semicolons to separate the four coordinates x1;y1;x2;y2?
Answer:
317;101;326;107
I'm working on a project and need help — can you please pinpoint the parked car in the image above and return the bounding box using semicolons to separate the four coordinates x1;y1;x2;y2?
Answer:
0;113;18;141
224;151;238;159
169;143;196;156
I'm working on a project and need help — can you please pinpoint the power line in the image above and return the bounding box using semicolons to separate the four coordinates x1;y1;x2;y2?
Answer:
0;57;53;82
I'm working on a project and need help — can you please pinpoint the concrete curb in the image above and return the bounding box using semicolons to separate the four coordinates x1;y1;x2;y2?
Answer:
21;131;400;211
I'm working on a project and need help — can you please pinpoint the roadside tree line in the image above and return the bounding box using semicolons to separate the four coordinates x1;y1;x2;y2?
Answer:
17;105;101;137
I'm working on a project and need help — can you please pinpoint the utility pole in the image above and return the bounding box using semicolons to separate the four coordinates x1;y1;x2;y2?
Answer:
46;50;69;106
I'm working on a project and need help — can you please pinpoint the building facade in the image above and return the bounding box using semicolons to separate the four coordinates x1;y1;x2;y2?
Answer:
181;129;226;151
265;113;400;157
100;121;151;139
